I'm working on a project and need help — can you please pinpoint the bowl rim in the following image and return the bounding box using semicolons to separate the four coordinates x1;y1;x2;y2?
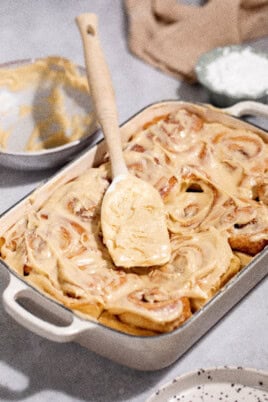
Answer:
195;44;268;100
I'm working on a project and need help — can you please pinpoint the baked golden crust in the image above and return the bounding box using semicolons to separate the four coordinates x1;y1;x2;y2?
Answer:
234;251;253;268
98;311;158;336
229;235;268;256
1;106;267;335
116;296;191;333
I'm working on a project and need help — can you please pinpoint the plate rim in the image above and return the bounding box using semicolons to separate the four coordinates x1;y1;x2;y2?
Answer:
146;366;268;401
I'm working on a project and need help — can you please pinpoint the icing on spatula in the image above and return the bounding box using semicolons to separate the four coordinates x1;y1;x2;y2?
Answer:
76;13;171;267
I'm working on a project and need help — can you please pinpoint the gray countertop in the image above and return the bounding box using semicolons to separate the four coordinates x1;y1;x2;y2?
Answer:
0;1;267;401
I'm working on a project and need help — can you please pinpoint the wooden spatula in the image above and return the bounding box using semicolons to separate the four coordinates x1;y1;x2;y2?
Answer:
76;13;171;268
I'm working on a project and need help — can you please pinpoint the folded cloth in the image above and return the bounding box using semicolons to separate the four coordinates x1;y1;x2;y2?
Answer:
124;0;268;82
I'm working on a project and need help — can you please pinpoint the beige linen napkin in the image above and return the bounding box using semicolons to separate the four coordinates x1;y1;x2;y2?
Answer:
124;0;268;82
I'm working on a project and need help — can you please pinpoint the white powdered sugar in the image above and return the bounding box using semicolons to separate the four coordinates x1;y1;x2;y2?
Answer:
205;47;268;97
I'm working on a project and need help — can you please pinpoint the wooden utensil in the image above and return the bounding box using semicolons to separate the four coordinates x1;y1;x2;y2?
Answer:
76;13;171;268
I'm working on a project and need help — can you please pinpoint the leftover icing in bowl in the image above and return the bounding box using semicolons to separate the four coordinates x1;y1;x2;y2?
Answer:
0;56;97;152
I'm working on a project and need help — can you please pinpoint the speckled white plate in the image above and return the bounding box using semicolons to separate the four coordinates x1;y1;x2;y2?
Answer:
146;367;268;402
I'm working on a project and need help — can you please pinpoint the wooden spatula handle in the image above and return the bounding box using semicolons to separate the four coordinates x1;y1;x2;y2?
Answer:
76;13;128;177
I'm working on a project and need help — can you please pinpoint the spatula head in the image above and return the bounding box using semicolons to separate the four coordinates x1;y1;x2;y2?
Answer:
101;175;171;267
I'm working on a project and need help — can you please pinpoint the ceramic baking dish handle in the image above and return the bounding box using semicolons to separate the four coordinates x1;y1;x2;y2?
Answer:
223;100;268;118
3;275;94;342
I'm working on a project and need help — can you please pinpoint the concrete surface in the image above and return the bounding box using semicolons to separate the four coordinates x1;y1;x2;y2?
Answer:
0;1;267;401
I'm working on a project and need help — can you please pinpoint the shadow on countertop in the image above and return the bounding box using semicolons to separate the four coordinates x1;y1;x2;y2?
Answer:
177;80;209;105
0;164;58;188
0;269;168;402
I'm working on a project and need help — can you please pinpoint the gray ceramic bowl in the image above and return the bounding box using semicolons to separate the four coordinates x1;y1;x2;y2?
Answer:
0;58;100;170
195;45;268;107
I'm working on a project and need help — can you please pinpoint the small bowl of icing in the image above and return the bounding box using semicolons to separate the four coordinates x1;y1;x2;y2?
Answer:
195;45;268;107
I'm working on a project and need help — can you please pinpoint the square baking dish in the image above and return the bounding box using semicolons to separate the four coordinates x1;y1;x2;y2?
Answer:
0;100;267;371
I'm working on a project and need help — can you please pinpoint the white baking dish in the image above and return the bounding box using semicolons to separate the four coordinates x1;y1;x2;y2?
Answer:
0;100;268;371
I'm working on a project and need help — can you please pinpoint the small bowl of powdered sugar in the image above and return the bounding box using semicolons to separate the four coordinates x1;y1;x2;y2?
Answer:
195;45;268;107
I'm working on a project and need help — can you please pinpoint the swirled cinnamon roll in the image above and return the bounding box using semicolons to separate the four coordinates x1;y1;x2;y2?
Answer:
105;287;191;333
150;228;240;304
228;201;268;255
164;171;220;233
